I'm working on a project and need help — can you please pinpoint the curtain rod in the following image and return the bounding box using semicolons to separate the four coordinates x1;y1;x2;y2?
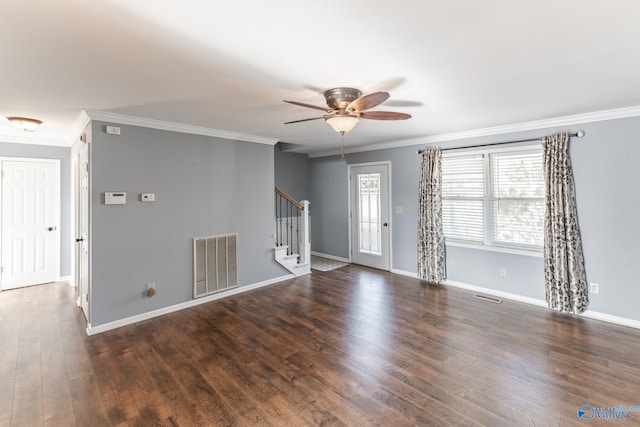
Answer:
417;131;585;154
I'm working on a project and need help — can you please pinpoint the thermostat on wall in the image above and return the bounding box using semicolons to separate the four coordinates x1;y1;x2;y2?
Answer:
105;192;126;205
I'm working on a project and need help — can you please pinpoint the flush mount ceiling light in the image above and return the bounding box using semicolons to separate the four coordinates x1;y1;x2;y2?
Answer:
284;87;411;134
6;116;43;132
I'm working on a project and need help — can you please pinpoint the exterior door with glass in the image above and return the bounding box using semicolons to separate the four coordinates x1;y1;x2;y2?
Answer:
350;163;390;270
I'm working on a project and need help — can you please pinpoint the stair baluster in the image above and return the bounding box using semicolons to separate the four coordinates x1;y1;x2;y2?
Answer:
274;187;311;276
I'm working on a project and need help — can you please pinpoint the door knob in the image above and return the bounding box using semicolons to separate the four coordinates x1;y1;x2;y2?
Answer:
383;223;388;227
48;226;57;231
75;238;84;243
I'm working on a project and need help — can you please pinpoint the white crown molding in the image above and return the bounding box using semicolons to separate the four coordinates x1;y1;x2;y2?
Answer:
67;110;91;145
85;110;280;146
0;134;69;147
309;105;640;158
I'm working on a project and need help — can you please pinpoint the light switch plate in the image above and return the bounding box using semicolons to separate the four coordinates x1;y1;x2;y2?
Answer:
141;193;155;202
105;125;121;135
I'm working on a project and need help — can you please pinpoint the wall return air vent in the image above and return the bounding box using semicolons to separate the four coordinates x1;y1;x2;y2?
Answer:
193;233;238;298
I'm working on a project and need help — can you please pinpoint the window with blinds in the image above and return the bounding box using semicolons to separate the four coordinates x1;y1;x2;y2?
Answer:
441;147;544;251
442;154;485;243
490;151;544;248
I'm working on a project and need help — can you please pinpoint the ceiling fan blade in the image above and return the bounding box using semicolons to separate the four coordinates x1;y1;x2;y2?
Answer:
360;111;412;120
382;100;423;107
284;116;325;124
348;91;390;112
284;100;332;112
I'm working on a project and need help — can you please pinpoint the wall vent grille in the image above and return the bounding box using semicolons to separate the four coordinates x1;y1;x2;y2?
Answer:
193;233;238;298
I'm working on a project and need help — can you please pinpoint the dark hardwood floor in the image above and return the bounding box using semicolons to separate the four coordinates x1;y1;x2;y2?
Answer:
2;265;640;426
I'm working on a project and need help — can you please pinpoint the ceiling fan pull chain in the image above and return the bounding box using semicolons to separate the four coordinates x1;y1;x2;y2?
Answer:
340;131;346;167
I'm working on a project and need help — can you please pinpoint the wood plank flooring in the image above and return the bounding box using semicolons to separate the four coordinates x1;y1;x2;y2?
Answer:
2;265;640;426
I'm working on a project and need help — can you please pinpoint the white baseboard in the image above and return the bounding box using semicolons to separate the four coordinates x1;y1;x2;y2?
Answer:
311;251;350;263
59;275;73;284
444;279;549;308
86;274;295;336
581;310;640;330
86;269;640;335
390;269;640;330
391;268;418;278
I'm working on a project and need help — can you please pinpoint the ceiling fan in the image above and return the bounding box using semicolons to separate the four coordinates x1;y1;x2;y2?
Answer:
284;87;411;134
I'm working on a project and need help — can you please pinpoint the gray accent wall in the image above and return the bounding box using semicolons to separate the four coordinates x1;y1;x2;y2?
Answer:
274;144;310;202
0;141;72;278
309;116;640;323
90;121;284;327
309;156;349;259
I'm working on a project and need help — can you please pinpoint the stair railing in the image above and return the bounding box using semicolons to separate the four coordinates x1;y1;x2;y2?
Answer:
274;187;310;267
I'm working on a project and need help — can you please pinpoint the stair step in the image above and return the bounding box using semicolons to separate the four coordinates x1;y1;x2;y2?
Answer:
294;263;309;268
283;253;299;260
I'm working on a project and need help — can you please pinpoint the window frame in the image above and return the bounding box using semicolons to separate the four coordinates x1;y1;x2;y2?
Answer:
441;144;544;257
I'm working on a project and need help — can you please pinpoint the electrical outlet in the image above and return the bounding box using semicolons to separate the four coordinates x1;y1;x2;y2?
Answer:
590;282;600;294
500;268;507;278
449;259;455;268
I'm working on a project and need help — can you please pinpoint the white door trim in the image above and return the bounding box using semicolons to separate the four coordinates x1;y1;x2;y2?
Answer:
348;161;392;271
74;138;91;322
0;157;61;289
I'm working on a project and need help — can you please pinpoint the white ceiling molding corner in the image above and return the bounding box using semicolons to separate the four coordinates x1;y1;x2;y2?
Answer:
84;110;280;146
308;105;640;158
0;134;70;148
67;110;92;146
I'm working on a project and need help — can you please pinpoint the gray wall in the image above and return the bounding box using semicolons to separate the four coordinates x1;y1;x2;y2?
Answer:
309;116;640;322
274;144;310;201
309;156;349;258
0;141;72;278
90;121;284;326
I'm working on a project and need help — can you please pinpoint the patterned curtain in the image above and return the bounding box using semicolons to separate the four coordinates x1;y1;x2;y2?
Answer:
418;148;445;284
542;132;588;314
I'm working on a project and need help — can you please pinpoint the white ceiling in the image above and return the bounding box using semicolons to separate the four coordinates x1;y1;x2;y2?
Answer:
2;0;640;154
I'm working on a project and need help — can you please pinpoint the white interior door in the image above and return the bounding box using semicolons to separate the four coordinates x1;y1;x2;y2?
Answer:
350;163;391;270
76;144;90;319
1;159;60;290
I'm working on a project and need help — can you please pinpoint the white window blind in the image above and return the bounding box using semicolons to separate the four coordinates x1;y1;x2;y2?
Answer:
490;151;544;248
442;154;485;243
441;147;544;252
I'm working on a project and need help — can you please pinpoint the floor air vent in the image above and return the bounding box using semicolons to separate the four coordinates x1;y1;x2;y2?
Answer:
473;293;503;304
193;233;238;298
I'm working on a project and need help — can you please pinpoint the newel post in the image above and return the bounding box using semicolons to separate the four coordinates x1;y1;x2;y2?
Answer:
300;200;311;267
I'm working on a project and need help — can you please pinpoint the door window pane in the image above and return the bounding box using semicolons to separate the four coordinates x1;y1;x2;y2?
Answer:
358;173;381;255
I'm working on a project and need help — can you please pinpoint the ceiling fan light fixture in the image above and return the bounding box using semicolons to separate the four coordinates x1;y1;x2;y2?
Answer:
6;116;43;132
325;115;359;133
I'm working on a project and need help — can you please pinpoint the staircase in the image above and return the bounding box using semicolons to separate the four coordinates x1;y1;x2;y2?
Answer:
274;187;311;277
